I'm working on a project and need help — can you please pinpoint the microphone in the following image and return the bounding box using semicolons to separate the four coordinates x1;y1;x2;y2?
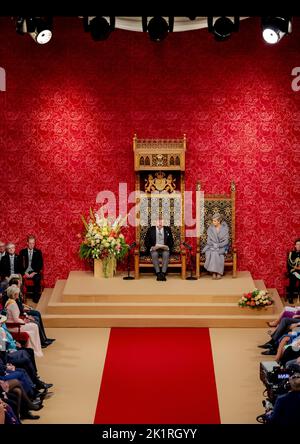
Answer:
123;242;136;280
182;241;192;251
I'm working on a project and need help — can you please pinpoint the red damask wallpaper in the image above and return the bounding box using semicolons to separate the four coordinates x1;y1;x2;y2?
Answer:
0;16;299;294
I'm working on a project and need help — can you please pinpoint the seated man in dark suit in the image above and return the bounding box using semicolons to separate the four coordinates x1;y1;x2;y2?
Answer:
0;241;7;292
0;243;22;291
19;235;43;303
144;216;174;281
0;241;6;262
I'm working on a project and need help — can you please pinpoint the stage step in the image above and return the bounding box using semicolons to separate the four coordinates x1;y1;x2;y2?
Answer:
41;311;282;328
40;274;284;327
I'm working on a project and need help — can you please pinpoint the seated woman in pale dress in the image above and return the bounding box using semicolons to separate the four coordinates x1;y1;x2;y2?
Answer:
4;284;43;357
202;213;229;279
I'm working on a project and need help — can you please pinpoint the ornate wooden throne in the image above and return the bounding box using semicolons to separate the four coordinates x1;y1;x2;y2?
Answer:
133;134;187;279
196;181;237;278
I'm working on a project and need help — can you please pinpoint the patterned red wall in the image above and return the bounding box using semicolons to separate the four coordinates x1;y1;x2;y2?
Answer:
0;17;299;293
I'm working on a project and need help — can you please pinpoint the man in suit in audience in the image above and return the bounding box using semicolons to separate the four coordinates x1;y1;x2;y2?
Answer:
0;243;22;290
145;216;174;281
19;235;43;303
0;241;7;291
0;241;6;261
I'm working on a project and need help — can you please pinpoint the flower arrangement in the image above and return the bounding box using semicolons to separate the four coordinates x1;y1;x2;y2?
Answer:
79;208;129;262
238;289;274;308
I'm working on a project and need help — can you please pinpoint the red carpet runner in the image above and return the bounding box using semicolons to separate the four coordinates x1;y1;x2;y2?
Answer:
94;328;220;424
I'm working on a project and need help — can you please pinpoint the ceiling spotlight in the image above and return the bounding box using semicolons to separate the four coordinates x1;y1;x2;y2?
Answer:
262;17;292;44
142;16;174;42
84;17;115;41
15;17;52;44
208;16;239;41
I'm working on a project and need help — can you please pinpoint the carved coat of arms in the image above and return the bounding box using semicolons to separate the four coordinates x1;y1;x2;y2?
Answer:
145;172;176;193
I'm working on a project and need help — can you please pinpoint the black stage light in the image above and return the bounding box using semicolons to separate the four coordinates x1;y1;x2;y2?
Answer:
208;16;239;41
142;16;174;42
86;16;115;41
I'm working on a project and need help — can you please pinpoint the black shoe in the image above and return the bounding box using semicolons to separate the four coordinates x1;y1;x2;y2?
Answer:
39;390;53;400
258;342;274;349
20;411;40;420
36;380;53;390
30;402;43;411
261;349;277;355
41;382;53;390
46;338;56;343
161;272;167;281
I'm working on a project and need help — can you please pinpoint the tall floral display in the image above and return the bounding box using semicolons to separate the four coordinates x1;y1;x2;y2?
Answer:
79;209;129;278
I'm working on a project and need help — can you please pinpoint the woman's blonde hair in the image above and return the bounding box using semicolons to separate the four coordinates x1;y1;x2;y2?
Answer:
6;284;20;299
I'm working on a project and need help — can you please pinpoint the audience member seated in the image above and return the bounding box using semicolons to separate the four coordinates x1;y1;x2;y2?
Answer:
259;315;300;355
0;240;6;263
2;276;55;348
0;314;52;390
4;285;43;357
286;356;300;373
0;243;22;292
267;306;300;327
272;329;300;363
0;399;5;424
19;235;44;303
278;337;300;366
0;378;43;421
0;398;20;424
0;358;36;398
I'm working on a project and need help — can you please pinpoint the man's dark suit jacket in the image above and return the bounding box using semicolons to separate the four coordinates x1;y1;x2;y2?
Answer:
0;254;22;279
19;248;43;275
144;226;174;255
267;391;300;425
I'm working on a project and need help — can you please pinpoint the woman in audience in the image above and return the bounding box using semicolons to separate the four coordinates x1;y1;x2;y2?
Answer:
267;306;300;327
278;337;300;366
0;398;20;424
275;328;300;363
4;285;43;357
202;213;229;279
0;399;5;424
2;276;55;347
0;316;53;391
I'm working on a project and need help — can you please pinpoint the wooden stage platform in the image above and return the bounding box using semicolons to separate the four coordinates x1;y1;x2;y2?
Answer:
37;270;284;328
